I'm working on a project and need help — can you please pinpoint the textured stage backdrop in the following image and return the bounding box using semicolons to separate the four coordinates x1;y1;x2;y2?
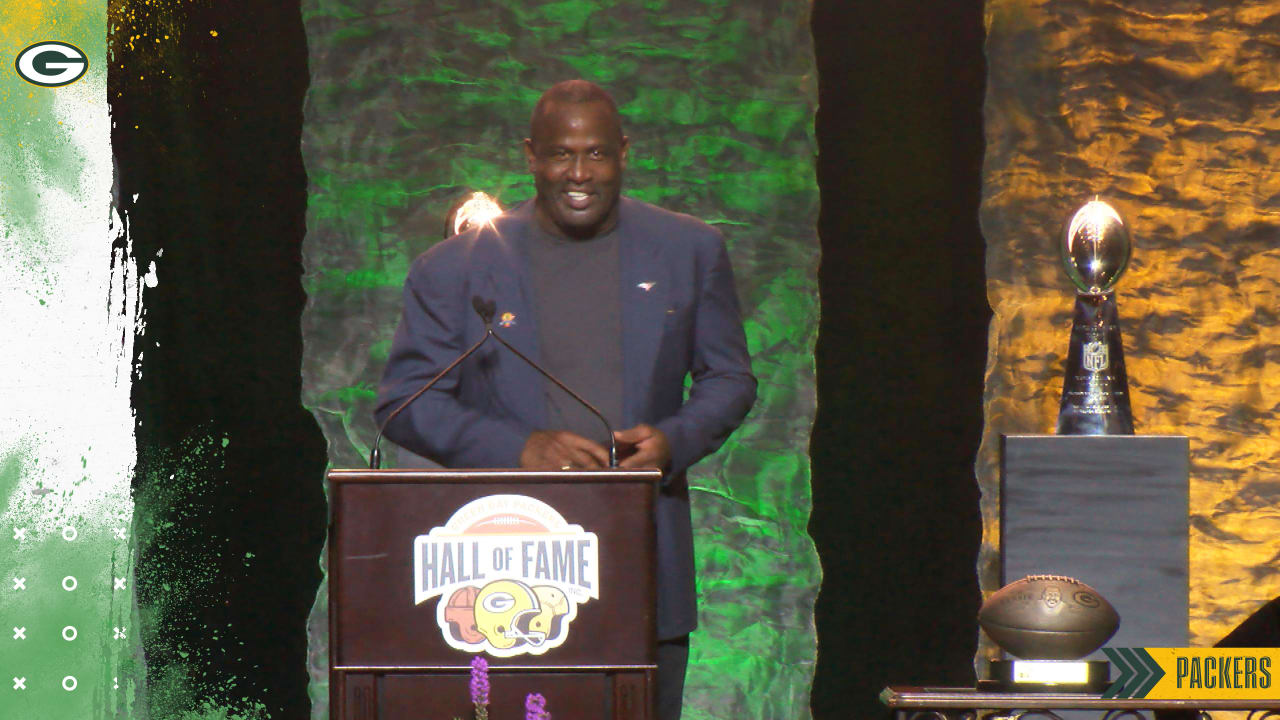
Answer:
298;1;821;719
980;0;1280;654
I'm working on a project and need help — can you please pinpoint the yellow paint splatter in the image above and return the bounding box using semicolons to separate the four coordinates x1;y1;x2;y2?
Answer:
0;0;94;49
108;0;196;84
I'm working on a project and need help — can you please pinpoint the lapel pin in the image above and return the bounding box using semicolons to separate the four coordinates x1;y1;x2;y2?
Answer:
638;281;656;292
499;312;517;328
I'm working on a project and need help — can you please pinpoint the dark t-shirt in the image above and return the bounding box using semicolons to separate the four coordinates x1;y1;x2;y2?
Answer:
526;222;624;444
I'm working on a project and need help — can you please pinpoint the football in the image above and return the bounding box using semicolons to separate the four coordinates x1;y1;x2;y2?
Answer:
978;574;1120;659
464;513;548;534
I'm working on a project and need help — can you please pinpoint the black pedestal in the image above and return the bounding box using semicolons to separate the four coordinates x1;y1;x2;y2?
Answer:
1000;435;1190;651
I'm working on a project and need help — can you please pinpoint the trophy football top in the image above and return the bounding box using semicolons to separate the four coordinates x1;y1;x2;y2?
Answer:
1060;199;1131;295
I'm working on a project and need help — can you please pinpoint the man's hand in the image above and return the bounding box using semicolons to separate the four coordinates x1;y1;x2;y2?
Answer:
613;424;671;471
520;430;610;470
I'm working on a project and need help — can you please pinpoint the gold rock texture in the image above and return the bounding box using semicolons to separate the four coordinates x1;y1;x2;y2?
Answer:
980;0;1280;654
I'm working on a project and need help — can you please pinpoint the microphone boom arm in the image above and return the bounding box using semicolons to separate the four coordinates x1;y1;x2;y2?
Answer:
486;328;620;468
368;332;491;469
369;294;619;469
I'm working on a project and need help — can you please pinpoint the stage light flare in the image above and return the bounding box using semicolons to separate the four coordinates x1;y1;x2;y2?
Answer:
451;192;504;236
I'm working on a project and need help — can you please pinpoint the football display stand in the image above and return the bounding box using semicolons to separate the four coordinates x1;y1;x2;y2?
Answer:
984;659;1110;693
978;575;1118;692
996;436;1189;714
881;685;1278;719
1000;435;1190;650
328;468;662;720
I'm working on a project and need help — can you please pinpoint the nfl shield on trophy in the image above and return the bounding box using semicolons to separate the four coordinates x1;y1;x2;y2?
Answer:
1056;199;1135;436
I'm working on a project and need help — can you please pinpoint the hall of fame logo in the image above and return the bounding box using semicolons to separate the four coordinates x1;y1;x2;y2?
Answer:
413;495;599;657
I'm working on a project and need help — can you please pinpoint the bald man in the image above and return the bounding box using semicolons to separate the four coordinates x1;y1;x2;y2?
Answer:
377;80;756;719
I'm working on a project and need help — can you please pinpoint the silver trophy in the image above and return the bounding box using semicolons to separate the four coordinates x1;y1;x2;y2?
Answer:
1056;199;1134;435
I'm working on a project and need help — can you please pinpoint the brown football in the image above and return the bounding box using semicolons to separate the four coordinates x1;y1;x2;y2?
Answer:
978;574;1119;659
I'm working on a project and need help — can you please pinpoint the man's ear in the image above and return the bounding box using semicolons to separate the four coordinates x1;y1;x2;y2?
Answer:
619;135;629;171
522;138;537;171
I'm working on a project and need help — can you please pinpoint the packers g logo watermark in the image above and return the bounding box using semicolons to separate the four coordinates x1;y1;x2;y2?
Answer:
15;41;89;87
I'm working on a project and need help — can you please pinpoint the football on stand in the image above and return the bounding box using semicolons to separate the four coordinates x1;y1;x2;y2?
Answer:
978;574;1120;659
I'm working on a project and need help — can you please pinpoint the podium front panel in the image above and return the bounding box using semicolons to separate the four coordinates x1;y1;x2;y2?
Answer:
379;672;608;718
330;470;659;669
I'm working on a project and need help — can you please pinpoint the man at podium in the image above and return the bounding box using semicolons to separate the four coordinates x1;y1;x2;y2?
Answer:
376;79;757;720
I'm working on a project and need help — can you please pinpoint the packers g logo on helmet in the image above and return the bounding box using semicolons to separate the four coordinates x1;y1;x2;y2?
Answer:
474;579;545;649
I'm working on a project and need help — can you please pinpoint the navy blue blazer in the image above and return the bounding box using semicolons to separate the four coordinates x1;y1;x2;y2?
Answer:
376;197;757;638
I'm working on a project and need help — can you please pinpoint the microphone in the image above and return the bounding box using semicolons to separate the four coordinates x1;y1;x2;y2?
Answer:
475;295;619;469
367;295;496;469
472;295;496;324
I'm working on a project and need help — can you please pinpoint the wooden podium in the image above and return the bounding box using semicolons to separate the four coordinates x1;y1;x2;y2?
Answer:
328;468;662;720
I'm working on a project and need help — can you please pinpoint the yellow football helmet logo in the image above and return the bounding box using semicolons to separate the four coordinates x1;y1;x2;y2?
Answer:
474;579;545;649
528;585;571;641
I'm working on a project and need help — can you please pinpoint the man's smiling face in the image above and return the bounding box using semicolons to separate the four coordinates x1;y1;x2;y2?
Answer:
524;100;629;240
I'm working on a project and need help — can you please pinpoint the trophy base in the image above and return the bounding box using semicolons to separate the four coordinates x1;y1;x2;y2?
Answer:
1057;292;1134;436
980;660;1110;693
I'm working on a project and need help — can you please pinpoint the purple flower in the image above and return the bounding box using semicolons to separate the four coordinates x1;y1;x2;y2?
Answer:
470;656;490;719
525;692;550;720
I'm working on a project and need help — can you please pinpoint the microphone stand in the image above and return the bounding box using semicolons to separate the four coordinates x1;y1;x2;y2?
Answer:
368;329;491;470
485;330;619;469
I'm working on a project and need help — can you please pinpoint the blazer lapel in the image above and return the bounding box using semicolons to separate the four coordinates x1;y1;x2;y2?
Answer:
620;219;669;428
481;205;548;429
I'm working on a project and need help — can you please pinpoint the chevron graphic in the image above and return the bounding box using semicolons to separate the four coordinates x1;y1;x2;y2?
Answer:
1103;648;1166;698
1103;648;1134;698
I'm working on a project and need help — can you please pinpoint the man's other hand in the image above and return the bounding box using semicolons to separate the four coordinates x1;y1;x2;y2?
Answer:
520;430;609;470
613;424;671;471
